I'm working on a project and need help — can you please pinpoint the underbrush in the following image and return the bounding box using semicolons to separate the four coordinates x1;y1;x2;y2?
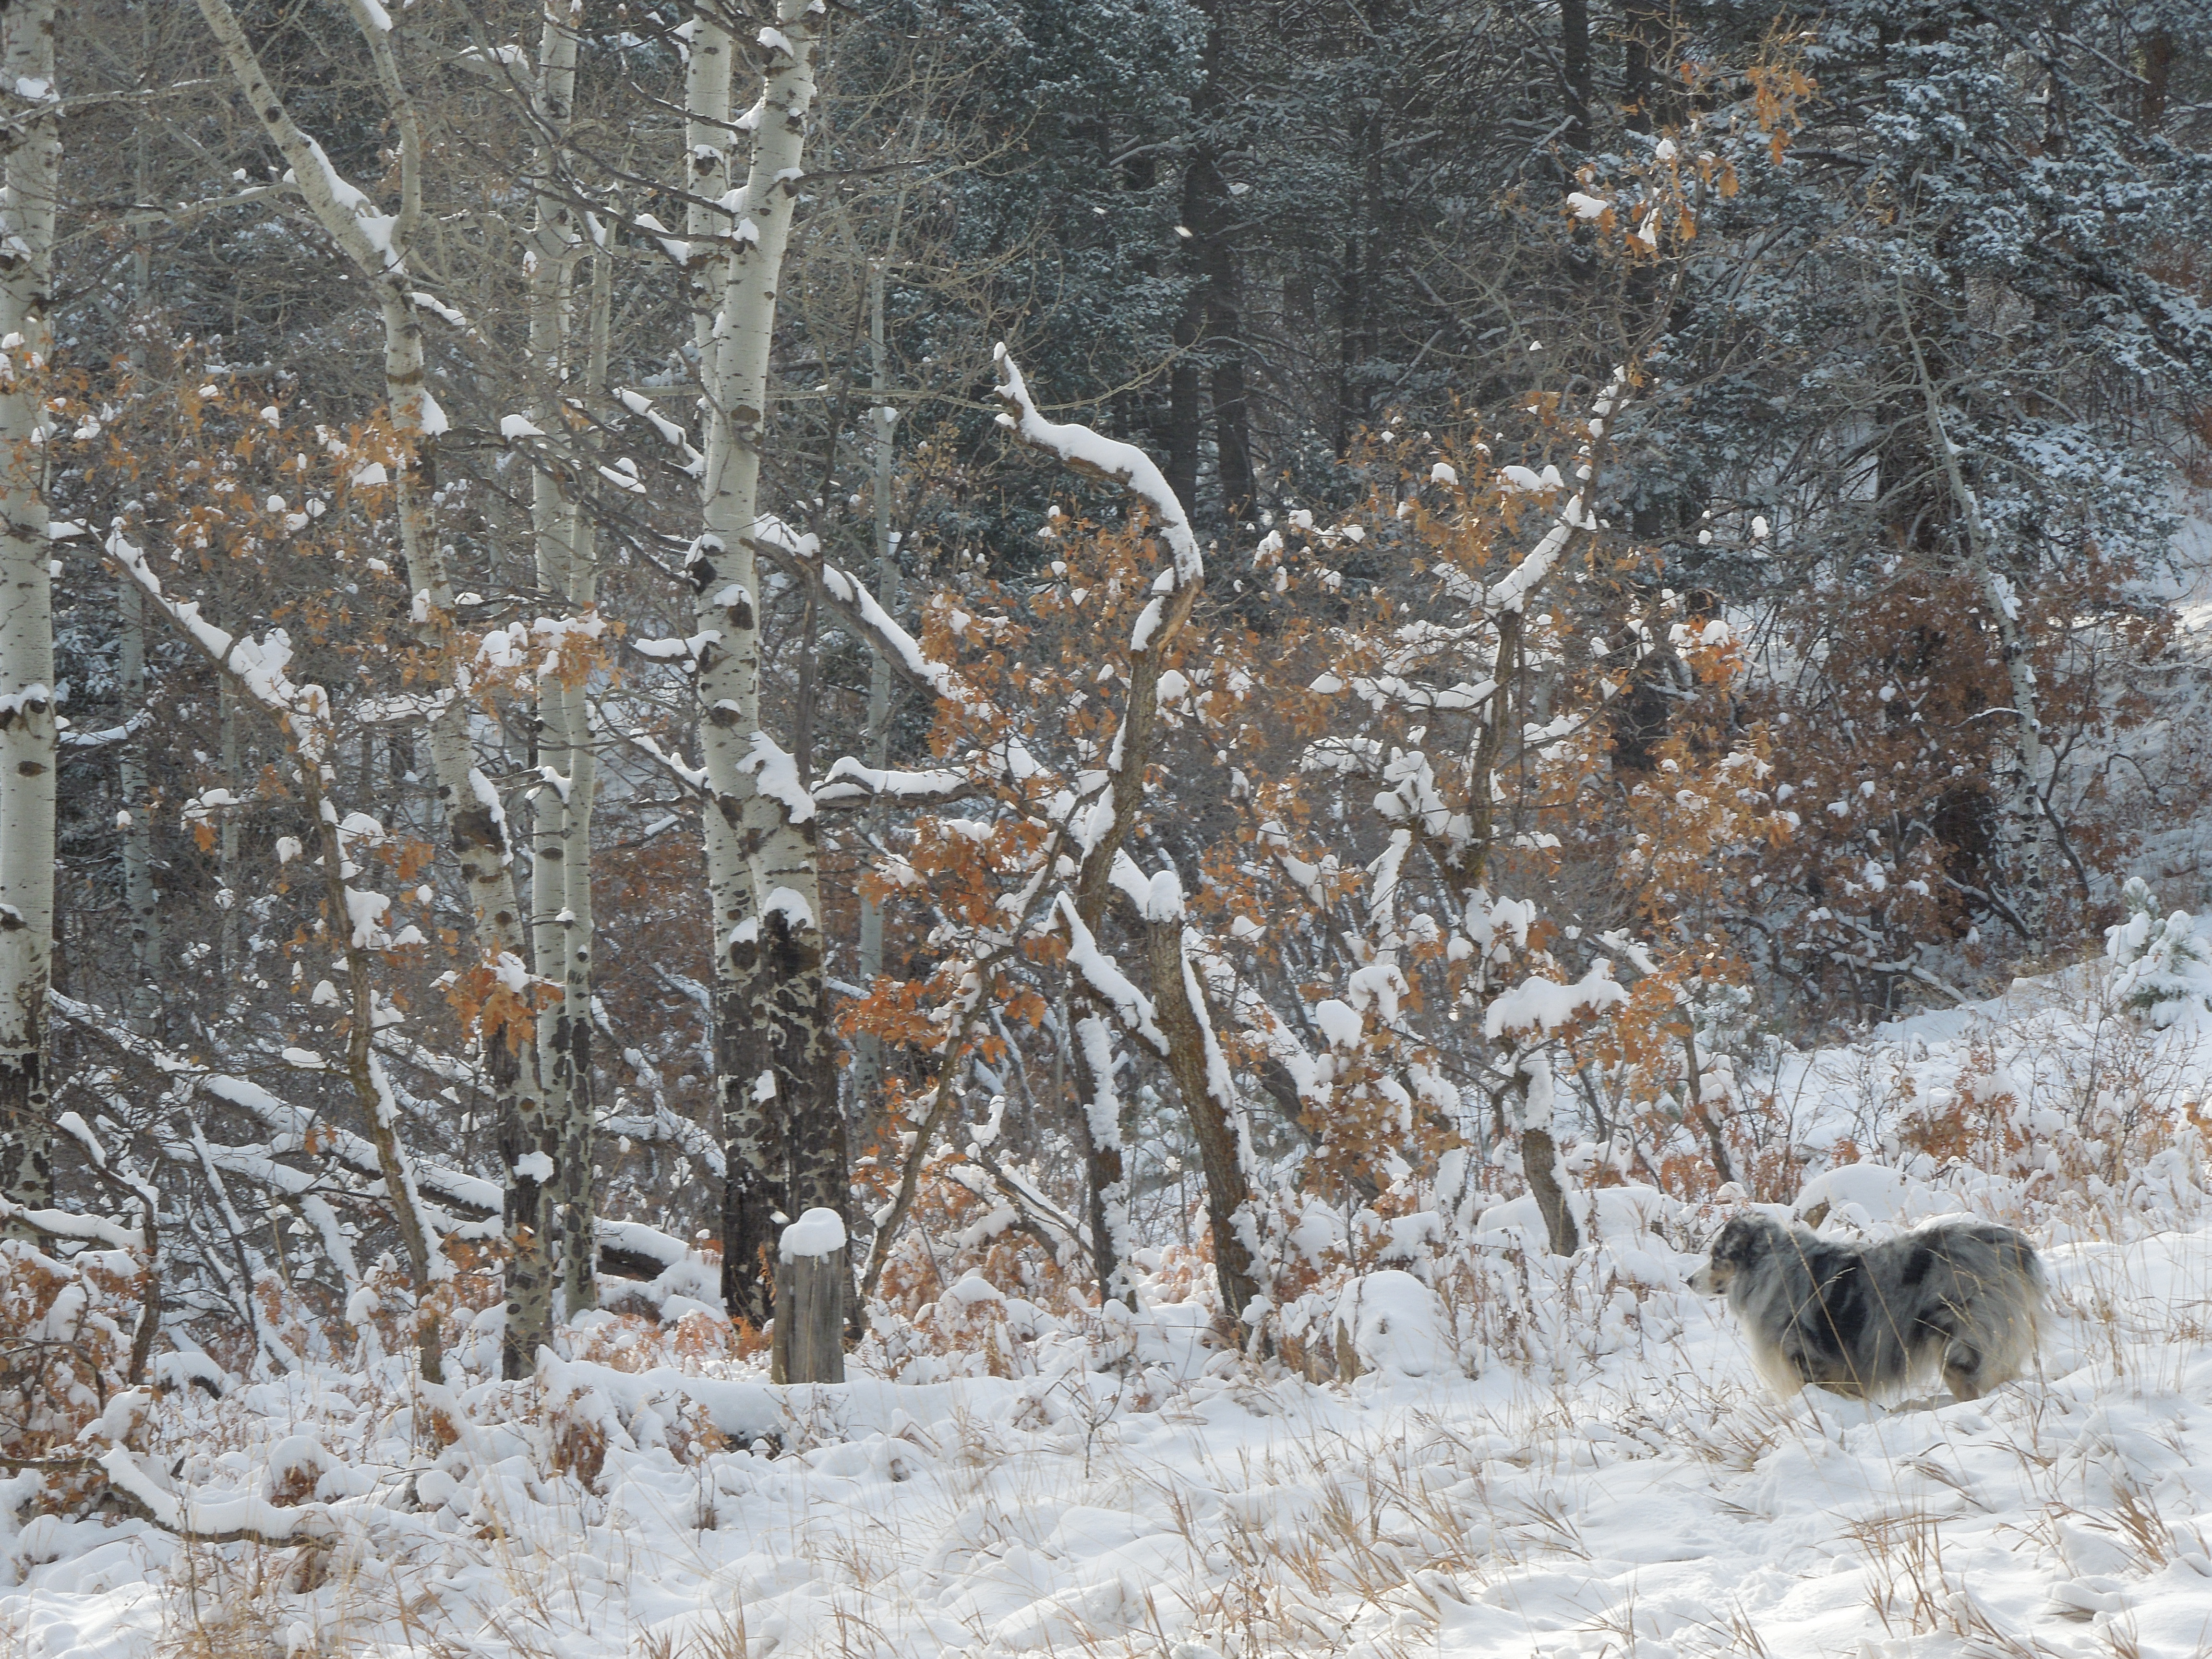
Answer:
8;953;2212;1656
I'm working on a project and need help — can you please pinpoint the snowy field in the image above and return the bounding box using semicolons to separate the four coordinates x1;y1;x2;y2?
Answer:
10;964;2212;1659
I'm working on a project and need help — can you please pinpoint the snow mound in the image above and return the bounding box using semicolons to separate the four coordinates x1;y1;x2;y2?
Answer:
1331;1269;1457;1377
1792;1162;1965;1231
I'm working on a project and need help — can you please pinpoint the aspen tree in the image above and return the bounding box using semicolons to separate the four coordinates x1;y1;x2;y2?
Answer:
192;0;553;1371
0;0;58;1213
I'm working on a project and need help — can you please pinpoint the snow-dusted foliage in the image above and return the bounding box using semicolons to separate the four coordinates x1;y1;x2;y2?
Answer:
10;969;2212;1658
2106;879;2212;1028
17;1;2212;1653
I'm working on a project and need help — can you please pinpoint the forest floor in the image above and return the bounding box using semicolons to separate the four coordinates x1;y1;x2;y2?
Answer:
8;960;2212;1659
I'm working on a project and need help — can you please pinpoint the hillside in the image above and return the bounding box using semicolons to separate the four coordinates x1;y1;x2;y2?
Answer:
8;949;2211;1659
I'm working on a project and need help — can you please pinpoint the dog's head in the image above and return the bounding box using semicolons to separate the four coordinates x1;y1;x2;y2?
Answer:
1688;1214;1771;1296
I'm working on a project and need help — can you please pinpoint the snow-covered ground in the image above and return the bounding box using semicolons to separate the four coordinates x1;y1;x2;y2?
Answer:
12;942;2212;1658
8;1218;2212;1659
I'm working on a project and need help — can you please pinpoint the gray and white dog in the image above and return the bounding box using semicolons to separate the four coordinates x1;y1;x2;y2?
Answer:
1689;1212;2044;1402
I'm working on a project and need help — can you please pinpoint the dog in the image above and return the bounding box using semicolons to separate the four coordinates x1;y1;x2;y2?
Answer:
1689;1212;2044;1402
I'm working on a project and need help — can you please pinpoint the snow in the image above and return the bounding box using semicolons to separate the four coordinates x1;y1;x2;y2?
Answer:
285;138;400;271
1482;960;1629;1036
993;346;1202;587
1056;895;1167;1053
778;1207;847;1261
1313;997;1363;1048
812;757;968;806
31;942;2212;1659
1329;1269;1457;1376
514;1150;554;1183
738;730;815;824
19;1200;2212;1659
759;887;817;932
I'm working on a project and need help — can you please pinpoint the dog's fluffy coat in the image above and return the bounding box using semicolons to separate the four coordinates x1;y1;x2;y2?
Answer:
1689;1213;2044;1402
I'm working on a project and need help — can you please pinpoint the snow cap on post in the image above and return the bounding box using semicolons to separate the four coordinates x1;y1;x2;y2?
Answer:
778;1207;847;1262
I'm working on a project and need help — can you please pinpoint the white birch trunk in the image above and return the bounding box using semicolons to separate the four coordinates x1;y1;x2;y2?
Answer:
521;0;587;1345
553;228;615;1318
553;213;613;1319
217;678;243;990
0;0;58;1211
850;264;898;1143
121;24;161;1040
689;1;844;1371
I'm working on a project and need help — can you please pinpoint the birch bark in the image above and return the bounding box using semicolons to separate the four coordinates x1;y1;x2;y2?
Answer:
122;24;161;1040
0;0;58;1212
849;264;898;1148
518;1;591;1334
118;575;161;1036
553;229;611;1318
688;0;847;1376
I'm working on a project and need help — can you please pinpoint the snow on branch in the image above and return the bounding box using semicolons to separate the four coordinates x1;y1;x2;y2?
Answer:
1482;366;1629;616
736;730;813;824
992;345;1202;590
108;528;336;764
0;1195;143;1251
58;708;153;750
51;994;503;1223
1054;893;1167;1054
747;514;976;709
811;757;973;810
98;1444;338;1545
596;715;708;795
1482;962;1630;1039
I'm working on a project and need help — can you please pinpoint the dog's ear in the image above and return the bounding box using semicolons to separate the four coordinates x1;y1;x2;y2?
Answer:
1713;1214;1755;1260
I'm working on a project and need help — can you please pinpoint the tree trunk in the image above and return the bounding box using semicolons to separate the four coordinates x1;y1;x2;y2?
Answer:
1897;289;2047;946
850;264;899;1155
1561;0;1592;153
2141;28;2173;132
1513;1055;1579;1257
1145;910;1260;1323
689;0;848;1374
121;52;162;1042
1184;0;1252;519
1679;1024;1737;1188
217;678;242;993
994;352;1214;1320
1166;300;1203;525
109;530;451;1382
1067;1002;1133;1305
554;229;611;1321
1521;1127;1581;1258
117;574;161;1037
0;0;58;1214
521;2;586;1353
